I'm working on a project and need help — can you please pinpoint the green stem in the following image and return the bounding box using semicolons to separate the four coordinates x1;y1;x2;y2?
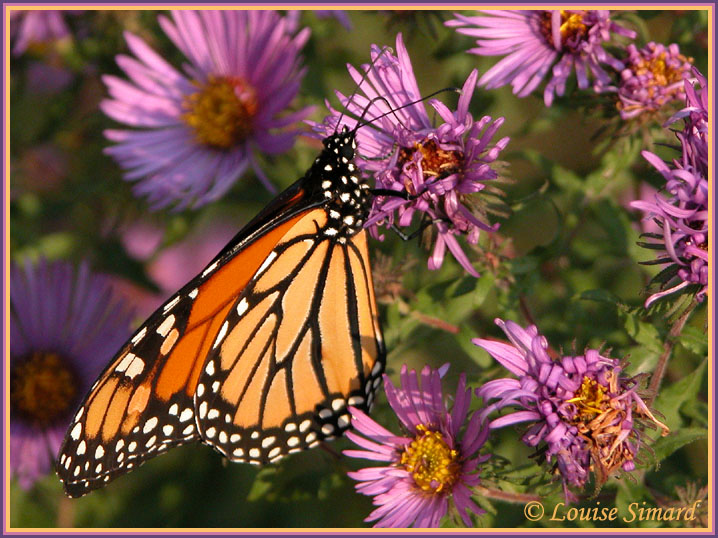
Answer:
647;297;700;405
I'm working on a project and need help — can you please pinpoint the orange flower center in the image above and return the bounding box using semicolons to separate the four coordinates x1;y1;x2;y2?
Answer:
398;139;463;194
634;50;692;99
182;76;257;149
11;352;77;426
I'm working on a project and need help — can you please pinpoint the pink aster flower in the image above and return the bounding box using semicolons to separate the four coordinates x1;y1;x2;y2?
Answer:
102;10;312;210
10;10;72;57
313;33;509;277
474;319;669;503
630;151;708;307
613;42;694;120
10;259;134;489
345;365;489;528
666;67;708;177
446;10;636;106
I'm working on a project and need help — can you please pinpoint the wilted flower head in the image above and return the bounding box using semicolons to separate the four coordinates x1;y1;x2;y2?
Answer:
446;10;636;106
666;67;708;177
630;151;708;307
102;10;312;210
313;33;509;277
473;319;669;503
345;365;489;527
613;42;693;120
10;259;134;489
10;10;72;57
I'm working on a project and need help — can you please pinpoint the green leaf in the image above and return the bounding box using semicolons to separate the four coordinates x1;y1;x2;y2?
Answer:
245;467;277;502
681;400;709;428
624;344;659;375
654;360;707;429
457;325;493;368
622;312;663;354
473;271;496;308
508;256;539;275
578;288;622;305
677;326;709;357
246;455;338;503
590;200;631;255
551;163;584;194
415;275;483;324
651;428;707;462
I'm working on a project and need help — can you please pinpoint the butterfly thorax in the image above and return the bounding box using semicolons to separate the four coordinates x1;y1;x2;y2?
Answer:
308;131;371;241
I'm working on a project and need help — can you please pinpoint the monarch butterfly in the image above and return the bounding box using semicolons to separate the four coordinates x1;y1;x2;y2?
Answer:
56;125;386;498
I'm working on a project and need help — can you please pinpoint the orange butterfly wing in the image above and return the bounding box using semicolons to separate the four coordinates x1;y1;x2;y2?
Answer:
57;202;313;497
193;210;385;463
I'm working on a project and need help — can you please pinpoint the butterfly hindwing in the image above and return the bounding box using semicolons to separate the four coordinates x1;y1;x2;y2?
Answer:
194;215;385;464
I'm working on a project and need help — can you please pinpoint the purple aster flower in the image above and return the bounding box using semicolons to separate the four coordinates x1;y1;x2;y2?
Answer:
612;42;694;120
666;67;708;177
102;10;312;210
630;151;708;307
10;259;134;489
10;10;72;57
446;10;636;106
473;319;669;503
312;33;509;277
345;365;489;528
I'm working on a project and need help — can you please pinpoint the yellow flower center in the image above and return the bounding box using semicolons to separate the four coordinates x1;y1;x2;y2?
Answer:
398;139;464;194
11;352;77;426
540;11;588;49
400;425;461;493
182;76;257;149
566;376;609;421
559;11;588;41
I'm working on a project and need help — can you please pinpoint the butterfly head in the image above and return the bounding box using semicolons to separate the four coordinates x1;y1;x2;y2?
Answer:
322;125;357;160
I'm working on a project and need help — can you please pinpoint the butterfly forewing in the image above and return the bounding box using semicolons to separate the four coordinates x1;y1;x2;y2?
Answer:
57;291;201;497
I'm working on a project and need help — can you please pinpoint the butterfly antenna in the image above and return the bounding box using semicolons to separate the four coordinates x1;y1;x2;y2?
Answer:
354;87;460;132
333;45;393;135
